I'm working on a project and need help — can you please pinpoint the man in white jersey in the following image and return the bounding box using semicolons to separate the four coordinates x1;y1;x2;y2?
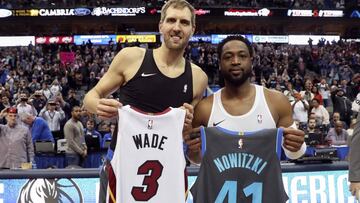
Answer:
185;35;306;163
111;106;186;203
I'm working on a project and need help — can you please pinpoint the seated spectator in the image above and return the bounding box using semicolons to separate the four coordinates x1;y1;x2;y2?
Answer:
306;118;320;134
330;112;348;129
310;98;330;126
305;118;323;145
325;120;349;146
20;112;54;143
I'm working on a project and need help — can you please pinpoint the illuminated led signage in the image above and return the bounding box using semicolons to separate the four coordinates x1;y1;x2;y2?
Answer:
116;35;156;43
91;7;146;16
39;9;75;16
287;9;344;17
35;36;74;44
13;9;39;16
224;8;271;17
318;10;343;17
350;10;360;18
195;9;210;16
0;9;12;18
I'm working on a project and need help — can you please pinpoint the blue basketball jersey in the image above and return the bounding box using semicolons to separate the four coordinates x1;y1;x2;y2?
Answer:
188;127;288;203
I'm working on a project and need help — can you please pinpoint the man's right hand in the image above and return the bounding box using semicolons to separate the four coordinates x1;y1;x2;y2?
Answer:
184;127;201;153
184;127;202;164
96;98;122;120
82;150;88;158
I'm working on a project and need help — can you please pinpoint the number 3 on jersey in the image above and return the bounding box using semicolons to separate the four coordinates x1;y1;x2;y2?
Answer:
131;160;164;201
215;181;263;203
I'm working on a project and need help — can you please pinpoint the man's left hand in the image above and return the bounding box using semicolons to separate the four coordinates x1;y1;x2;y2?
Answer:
283;127;305;152
350;182;360;200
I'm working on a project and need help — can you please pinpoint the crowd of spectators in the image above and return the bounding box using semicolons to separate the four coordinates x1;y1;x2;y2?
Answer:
0;0;346;9
0;36;358;167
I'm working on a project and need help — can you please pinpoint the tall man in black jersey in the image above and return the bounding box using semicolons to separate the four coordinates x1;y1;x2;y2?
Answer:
83;0;208;202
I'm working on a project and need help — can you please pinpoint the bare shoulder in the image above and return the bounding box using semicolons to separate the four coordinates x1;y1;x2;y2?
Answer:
264;87;289;104
264;87;292;124
190;63;208;105
112;47;145;66
197;94;214;109
193;94;214;127
191;63;207;79
108;47;146;79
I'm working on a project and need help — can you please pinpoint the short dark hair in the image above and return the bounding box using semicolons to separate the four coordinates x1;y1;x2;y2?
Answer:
217;35;253;60
71;105;81;112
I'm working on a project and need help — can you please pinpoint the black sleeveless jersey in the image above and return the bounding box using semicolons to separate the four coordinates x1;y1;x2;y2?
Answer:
109;49;193;151
118;49;193;113
188;127;288;203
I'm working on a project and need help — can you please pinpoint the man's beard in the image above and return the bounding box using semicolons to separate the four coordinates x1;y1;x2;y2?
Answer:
220;68;252;87
163;36;187;51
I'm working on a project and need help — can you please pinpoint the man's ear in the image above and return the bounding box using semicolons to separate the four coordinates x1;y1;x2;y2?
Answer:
191;26;195;37
159;22;163;35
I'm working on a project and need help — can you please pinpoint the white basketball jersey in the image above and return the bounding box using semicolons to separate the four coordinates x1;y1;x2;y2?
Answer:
208;85;276;131
110;105;186;203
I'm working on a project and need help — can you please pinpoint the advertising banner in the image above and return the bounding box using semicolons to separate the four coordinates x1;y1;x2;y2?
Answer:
0;36;35;47
0;170;357;203
9;7;348;18
288;35;340;45
224;8;271;17
252;35;289;43
74;35;116;45
13;9;39;16
35;36;74;44
189;35;212;43
12;7;145;17
0;9;12;18
287;9;344;17
116;35;156;43
211;34;253;44
91;7;146;16
37;8;91;16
